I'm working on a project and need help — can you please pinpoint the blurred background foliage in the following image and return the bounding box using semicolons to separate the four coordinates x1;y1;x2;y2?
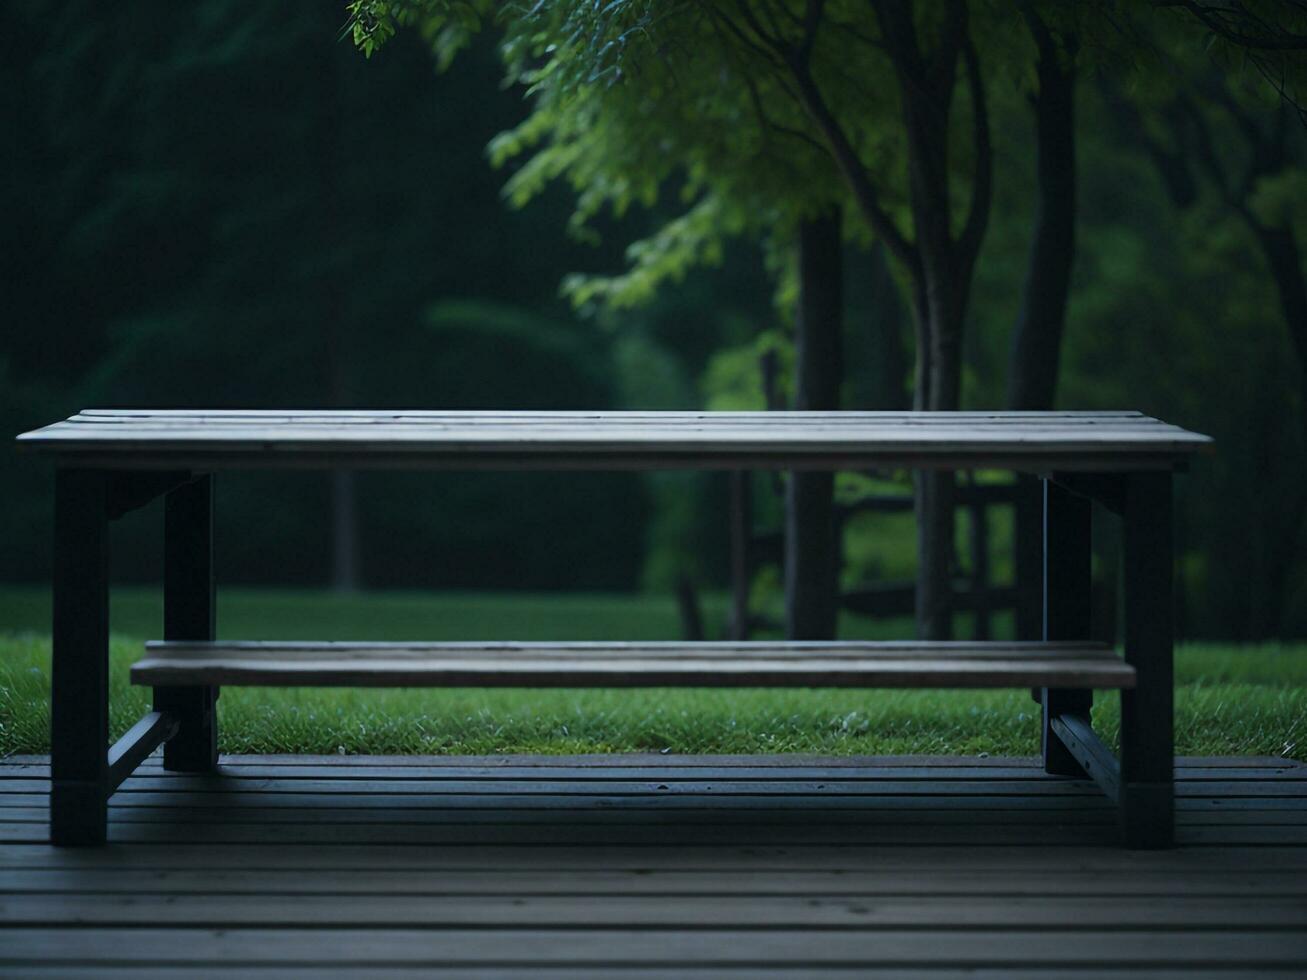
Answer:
3;0;1305;640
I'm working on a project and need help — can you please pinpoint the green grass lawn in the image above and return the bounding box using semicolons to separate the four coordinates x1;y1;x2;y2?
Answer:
1;586;1302;759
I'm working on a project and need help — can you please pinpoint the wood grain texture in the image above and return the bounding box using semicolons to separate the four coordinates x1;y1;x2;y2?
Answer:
131;640;1136;689
6;893;1305;928
15;410;1213;471
2;927;1303;967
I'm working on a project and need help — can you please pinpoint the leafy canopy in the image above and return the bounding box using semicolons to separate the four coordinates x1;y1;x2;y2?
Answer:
345;2;1014;312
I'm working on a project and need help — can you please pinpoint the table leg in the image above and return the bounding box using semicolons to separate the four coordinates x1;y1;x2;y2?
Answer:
1120;471;1174;849
50;470;110;846
1041;478;1093;776
154;475;218;772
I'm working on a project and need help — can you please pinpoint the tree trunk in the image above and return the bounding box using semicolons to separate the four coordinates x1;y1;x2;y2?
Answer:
913;274;966;640
1007;29;1077;411
1250;222;1307;378
1006;22;1078;639
785;209;843;641
890;15;987;643
865;242;909;409
786;3;991;641
913;469;955;638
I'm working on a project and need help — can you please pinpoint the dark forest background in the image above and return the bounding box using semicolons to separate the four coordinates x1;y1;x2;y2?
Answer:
3;1;1305;640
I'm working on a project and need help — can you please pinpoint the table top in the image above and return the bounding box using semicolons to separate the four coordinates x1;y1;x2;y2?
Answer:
16;409;1213;472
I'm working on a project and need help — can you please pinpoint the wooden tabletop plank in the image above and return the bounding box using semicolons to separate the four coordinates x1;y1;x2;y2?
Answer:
15;409;1212;470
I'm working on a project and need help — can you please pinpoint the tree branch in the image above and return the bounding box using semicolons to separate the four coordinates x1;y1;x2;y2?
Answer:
740;65;827;155
873;0;927;83
1179;95;1241;207
929;0;967;96
1100;80;1200;208
789;60;919;273
1154;0;1307;50
713;5;788;71
796;0;826;67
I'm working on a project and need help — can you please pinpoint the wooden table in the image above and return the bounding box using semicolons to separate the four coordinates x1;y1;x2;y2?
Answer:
17;409;1212;848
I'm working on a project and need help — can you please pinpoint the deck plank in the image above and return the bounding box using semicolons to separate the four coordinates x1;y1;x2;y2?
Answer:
6;867;1307;897
2;927;1303;968
6;893;1305;928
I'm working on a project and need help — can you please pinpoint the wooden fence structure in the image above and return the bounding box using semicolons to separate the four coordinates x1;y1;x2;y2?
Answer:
722;472;1045;641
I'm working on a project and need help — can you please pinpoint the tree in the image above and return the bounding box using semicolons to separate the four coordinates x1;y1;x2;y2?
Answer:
1155;0;1307;118
351;0;874;638
787;209;844;638
1109;66;1306;635
688;2;995;638
351;0;1003;638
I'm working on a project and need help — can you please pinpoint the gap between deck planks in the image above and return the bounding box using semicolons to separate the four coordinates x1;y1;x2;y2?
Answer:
5;972;1306;980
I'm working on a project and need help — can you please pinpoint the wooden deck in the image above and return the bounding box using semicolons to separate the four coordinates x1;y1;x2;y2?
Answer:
2;753;1304;976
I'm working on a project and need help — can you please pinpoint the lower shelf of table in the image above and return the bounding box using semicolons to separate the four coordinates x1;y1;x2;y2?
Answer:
130;640;1136;689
